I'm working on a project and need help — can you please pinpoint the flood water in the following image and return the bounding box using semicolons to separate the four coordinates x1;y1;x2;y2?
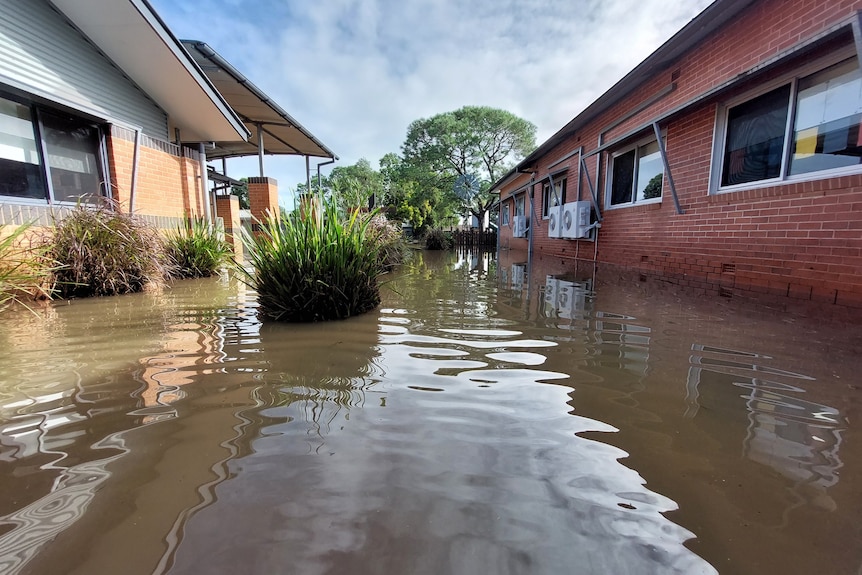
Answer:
0;249;860;575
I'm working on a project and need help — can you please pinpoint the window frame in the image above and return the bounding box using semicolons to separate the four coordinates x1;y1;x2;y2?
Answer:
604;134;665;210
514;193;526;217
709;46;862;194
0;90;110;205
501;201;510;226
542;175;567;218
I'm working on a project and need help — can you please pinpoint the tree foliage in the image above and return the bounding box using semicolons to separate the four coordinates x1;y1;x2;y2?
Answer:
401;106;536;230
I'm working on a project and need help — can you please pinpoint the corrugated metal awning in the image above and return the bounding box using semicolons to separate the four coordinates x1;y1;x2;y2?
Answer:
181;40;336;161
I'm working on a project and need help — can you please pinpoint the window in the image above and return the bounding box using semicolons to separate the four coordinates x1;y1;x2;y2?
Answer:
0;94;106;203
607;139;663;207
501;201;510;225
542;177;567;217
514;194;525;217
715;57;862;191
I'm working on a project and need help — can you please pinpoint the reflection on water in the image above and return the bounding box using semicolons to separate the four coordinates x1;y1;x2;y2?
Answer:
0;250;859;574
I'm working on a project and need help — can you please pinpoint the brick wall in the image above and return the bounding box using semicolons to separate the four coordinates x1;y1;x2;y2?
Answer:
106;126;206;219
499;0;862;315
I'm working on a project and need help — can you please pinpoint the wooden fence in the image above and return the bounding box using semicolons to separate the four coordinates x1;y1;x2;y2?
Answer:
452;229;496;248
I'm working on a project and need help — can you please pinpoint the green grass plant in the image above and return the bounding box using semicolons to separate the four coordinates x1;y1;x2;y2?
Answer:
49;201;172;298
0;223;53;310
164;216;232;278
239;202;384;322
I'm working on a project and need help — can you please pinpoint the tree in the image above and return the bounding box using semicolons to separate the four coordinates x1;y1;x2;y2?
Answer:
378;152;459;234
231;177;250;210
295;159;382;214
401;106;536;231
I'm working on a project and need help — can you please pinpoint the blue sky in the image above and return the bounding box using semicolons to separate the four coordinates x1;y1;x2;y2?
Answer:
149;0;713;208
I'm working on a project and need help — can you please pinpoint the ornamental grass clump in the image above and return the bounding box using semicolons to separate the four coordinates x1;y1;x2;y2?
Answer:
240;202;384;322
0;223;54;310
49;202;172;298
164;216;232;278
365;214;407;271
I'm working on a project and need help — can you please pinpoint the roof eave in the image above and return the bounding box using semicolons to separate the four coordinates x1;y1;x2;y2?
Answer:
48;0;250;142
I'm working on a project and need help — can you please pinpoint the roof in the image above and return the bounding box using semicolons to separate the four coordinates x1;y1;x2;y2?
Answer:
49;0;249;143
491;0;758;192
181;40;337;160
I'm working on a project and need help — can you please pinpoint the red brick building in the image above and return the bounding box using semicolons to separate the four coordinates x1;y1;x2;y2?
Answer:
493;0;862;315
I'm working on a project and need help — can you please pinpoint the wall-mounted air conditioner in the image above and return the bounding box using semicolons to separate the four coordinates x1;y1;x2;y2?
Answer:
547;205;563;239
513;215;528;238
561;201;593;239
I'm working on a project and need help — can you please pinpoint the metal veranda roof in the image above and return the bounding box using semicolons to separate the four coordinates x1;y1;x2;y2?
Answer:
181;40;337;161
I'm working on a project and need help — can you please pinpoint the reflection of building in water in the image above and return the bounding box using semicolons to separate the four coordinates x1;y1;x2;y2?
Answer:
685;345;843;498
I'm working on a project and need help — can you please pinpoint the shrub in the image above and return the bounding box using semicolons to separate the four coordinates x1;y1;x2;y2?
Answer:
0;223;54;310
49;202;171;298
164;217;232;278
239;202;384;322
365;214;406;270
424;228;453;250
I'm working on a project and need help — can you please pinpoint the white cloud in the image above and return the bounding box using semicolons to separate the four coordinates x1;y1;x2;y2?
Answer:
151;0;713;206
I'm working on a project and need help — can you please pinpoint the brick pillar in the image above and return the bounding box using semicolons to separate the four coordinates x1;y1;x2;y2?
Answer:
248;177;279;225
215;194;242;258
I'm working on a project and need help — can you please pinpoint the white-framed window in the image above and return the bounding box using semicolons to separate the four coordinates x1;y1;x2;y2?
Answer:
712;55;862;192
0;93;107;203
501;201;510;225
606;137;663;208
542;177;567;217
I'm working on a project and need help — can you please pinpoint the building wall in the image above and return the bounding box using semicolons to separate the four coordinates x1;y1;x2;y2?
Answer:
107;126;206;221
0;0;169;139
499;0;862;314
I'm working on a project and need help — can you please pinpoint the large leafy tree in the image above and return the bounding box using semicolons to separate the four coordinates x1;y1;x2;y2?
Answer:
401;106;536;231
379;152;459;233
295;158;383;213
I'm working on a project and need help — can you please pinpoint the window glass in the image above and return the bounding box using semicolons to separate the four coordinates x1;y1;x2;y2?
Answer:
515;194;525;216
501;202;509;225
40;111;103;203
610;149;635;205
542;178;566;216
789;59;862;176
636;141;663;201
0;97;44;199
721;85;790;186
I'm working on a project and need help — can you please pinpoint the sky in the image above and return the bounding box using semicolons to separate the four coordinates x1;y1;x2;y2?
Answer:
149;0;714;208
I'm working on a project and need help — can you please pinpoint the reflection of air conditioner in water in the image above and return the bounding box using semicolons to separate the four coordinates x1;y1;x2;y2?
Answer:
544;276;558;307
547;205;563;239
513;215;528;238
556;280;587;319
511;264;526;290
561;201;593;239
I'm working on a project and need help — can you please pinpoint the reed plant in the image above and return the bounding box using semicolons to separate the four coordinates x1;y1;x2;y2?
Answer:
49;202;172;298
239;202;384;322
365;213;407;270
164;216;232;278
0;223;54;310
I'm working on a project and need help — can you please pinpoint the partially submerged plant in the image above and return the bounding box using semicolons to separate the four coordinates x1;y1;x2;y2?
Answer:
423;228;454;250
49;201;171;298
0;223;54;310
365;213;407;270
239;202;384;322
164;216;232;278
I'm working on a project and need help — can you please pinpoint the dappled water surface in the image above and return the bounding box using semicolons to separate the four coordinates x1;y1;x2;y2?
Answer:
0;250;860;574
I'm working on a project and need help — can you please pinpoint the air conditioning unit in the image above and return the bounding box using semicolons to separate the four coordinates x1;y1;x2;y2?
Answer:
512;215;529;238
547;205;563;239
561;201;592;239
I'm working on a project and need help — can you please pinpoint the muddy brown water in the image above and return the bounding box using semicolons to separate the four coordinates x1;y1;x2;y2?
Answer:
0;249;860;575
